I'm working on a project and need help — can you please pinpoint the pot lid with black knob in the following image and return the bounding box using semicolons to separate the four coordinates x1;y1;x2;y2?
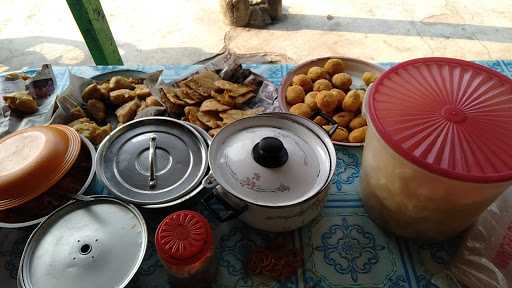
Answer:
208;112;335;207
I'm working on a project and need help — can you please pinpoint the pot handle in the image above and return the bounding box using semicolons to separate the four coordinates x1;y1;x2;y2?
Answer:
201;173;248;222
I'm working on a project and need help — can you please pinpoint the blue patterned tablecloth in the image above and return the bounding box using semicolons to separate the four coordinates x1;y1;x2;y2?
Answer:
1;61;512;288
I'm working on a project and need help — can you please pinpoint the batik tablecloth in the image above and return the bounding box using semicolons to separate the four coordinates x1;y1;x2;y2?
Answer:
2;61;512;288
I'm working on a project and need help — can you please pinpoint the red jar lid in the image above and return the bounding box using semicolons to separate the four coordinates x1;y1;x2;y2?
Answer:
155;210;213;265
368;57;512;183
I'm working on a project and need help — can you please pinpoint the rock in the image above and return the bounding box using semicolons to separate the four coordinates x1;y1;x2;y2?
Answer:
220;0;251;27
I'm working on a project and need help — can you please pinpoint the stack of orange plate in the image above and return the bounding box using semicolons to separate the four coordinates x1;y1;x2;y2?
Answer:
0;125;81;210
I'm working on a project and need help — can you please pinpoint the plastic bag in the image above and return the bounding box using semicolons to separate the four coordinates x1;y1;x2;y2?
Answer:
451;188;512;288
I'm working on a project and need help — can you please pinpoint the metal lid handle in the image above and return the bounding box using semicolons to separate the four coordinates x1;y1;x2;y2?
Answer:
252;137;289;168
148;134;157;189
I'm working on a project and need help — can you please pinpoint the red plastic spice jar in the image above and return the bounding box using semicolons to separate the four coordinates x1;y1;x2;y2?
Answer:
155;210;216;287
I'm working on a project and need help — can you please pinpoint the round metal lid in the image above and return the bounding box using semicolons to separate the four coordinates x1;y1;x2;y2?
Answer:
96;117;208;205
368;57;512;183
155;210;213;265
19;196;147;288
209;113;334;207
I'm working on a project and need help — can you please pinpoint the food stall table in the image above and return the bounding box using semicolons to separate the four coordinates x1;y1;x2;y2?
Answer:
1;61;512;288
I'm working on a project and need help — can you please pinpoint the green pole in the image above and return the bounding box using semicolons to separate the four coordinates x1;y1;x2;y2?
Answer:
66;0;123;65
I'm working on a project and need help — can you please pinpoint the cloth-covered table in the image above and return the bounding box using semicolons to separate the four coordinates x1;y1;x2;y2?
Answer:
2;61;512;288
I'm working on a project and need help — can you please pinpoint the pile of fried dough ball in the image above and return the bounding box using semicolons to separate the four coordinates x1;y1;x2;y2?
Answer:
67;76;160;145
286;58;378;143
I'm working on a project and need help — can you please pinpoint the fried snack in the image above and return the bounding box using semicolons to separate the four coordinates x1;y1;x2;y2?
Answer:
160;87;185;114
349;114;367;130
304;91;319;111
331;73;352;91
68;117;94;127
324;59;345;76
286;85;305;105
183;71;221;97
82;83;107;102
145;96;162;107
116;99;141;124
109;76;135;91
110;89;136;105
333;111;355;127
343;90;363;112
219;108;264;125
134;84;152;99
235;92;255;106
138;102;147;112
197;111;222;128
307;67;330;82
211;90;235;107
313;116;328;126
176;87;202;105
70;106;87;121
73;122;112;145
86;99;107;121
348;126;367;143
99;82;111;94
313;79;333;91
330;89;346;108
330;126;349;142
208;128;222;138
362;72;378;86
289;103;313;118
292;74;313;93
316;91;337;113
200;99;231;112
214;80;252;96
185;106;209;129
3;91;38;114
128;77;144;85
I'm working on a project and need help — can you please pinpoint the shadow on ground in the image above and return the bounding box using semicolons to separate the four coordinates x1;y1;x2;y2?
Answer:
268;14;512;43
0;36;217;70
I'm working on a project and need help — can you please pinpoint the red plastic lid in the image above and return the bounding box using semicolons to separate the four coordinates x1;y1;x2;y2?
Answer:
368;57;512;183
155;210;212;265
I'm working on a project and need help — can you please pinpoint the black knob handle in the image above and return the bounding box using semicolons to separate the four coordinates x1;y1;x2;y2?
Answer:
252;137;288;168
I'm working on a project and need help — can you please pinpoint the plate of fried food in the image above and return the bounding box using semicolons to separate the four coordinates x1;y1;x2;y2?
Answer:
279;57;385;146
158;65;275;138
51;70;163;145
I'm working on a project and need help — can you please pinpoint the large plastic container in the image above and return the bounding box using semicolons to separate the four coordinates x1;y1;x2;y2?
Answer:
361;57;512;240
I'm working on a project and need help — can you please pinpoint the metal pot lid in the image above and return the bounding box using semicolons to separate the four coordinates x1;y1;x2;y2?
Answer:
209;112;334;207
19;196;147;288
96;117;208;205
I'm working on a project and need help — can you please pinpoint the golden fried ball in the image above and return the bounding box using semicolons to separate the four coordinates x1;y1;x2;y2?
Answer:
316;91;338;113
307;66;330;82
286;85;306;105
349;114;367;130
333;111;355;127
349;126;367;143
313;79;333;91
362;71;378;86
304;91;319;111
292;74;313;93
331;127;349;142
343;90;363;112
324;59;345;75
330;88;346;108
289;103;313;118
314;116;328;126
331;73;352;91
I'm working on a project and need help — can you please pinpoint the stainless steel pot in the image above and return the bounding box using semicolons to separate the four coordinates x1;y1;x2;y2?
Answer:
202;113;336;232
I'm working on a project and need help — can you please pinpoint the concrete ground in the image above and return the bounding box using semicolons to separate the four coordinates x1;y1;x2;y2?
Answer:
0;0;511;71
